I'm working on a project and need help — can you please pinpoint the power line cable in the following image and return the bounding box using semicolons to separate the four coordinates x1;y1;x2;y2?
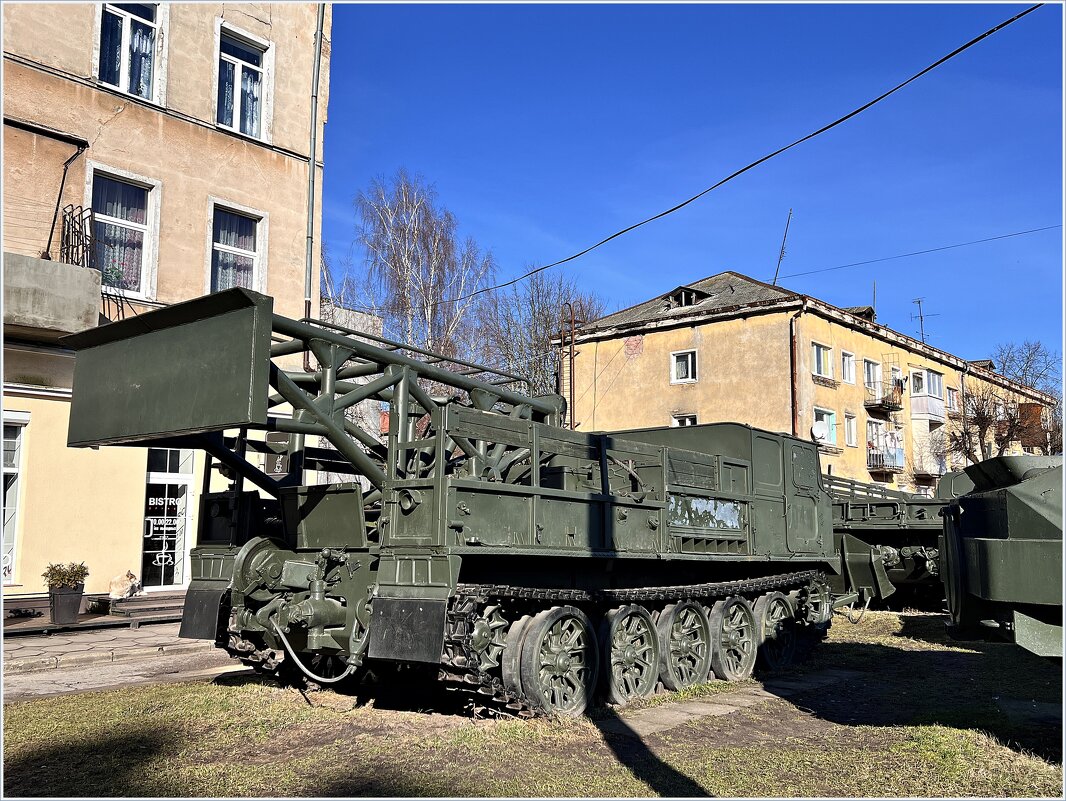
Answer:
432;2;1044;307
771;224;1062;282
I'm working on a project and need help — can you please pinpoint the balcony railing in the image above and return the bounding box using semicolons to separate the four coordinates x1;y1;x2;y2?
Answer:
864;380;904;413
867;447;905;473
60;205;96;269
912;456;948;478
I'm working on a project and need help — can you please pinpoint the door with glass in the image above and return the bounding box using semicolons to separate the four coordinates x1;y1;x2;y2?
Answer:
142;448;194;588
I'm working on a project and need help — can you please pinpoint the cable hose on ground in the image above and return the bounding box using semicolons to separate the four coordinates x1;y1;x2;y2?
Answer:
270;619;358;685
844;597;872;625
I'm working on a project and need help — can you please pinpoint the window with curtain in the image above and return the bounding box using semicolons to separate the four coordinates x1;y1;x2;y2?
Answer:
671;351;697;383
811;343;833;378
212;207;258;292
92;173;150;293
217;32;265;138
98;4;158;100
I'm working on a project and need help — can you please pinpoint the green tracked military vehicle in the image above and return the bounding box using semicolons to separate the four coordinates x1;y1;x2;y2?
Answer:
65;289;908;715
940;455;1063;658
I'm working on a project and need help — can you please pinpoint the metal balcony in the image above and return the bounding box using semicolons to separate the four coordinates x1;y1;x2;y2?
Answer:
911;394;946;426
864;381;904;413
912;457;948;479
867;448;905;474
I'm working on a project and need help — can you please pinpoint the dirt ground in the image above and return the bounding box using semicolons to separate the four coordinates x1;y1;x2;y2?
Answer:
3;610;1062;798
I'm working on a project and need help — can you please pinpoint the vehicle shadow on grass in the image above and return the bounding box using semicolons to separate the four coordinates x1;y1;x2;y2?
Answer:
587;705;711;797
794;638;1062;764
3;727;175;798
216;672;713;796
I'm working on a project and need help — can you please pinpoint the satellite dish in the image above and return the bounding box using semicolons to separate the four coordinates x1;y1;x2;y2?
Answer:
811;421;829;442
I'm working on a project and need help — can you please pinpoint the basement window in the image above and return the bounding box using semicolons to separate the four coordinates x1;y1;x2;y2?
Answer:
672;414;698;427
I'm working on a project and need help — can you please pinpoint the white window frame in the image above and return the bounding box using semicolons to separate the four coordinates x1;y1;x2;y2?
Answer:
813;407;837;444
213;19;275;143
867;419;884;449
204;197;269;294
92;3;169;105
844;414;857;447
3;411;30;586
927;370;944;399
670;350;698;384
671;414;697;427
840;351;855;384
85;161;162;301
946;387;959;411
911;370;926;396
863;359;882;389
811;342;833;379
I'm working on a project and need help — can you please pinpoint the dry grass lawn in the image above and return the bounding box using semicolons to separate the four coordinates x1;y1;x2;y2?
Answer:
3;610;1062;797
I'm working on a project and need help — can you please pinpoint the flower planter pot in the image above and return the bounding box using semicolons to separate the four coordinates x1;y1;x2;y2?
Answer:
49;584;84;625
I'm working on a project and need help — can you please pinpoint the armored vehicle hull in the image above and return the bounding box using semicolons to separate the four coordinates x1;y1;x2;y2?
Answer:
64;289;901;714
940;456;1063;658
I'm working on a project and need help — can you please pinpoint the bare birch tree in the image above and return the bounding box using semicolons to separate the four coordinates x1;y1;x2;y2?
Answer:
940;340;1061;463
353;169;495;362
481;270;605;396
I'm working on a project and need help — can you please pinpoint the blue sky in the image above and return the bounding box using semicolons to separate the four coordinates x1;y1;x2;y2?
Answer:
321;2;1063;361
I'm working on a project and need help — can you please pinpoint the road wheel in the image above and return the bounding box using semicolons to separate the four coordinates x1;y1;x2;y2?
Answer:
519;606;599;715
600;605;659;705
656;601;712;691
753;591;797;671
708;596;757;681
501;614;532;696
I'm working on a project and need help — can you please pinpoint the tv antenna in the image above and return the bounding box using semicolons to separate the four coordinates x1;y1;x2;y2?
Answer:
771;208;793;286
910;298;940;343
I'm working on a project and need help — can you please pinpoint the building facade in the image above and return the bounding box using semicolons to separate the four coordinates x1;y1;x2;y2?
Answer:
2;3;332;597
564;272;1054;495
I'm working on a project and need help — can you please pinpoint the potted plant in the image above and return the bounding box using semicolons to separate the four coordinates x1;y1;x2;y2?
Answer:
42;562;89;625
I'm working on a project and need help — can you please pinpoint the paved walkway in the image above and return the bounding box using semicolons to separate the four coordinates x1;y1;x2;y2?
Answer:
3;622;214;674
599;668;860;737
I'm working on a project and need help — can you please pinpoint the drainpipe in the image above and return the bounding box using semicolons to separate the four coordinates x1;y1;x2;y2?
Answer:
561;302;577;429
960;363;971;463
303;3;326;371
788;301;806;437
42;144;87;260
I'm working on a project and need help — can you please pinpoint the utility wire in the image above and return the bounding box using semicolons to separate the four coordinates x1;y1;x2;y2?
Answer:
433;2;1044;307
771;224;1062;282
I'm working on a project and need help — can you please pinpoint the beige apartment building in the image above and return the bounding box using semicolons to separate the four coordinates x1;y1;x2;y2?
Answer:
2;3;332;599
564;272;1055;495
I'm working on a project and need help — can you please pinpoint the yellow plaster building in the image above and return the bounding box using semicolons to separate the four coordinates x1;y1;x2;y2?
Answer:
2;3;332;599
565;272;1054;495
